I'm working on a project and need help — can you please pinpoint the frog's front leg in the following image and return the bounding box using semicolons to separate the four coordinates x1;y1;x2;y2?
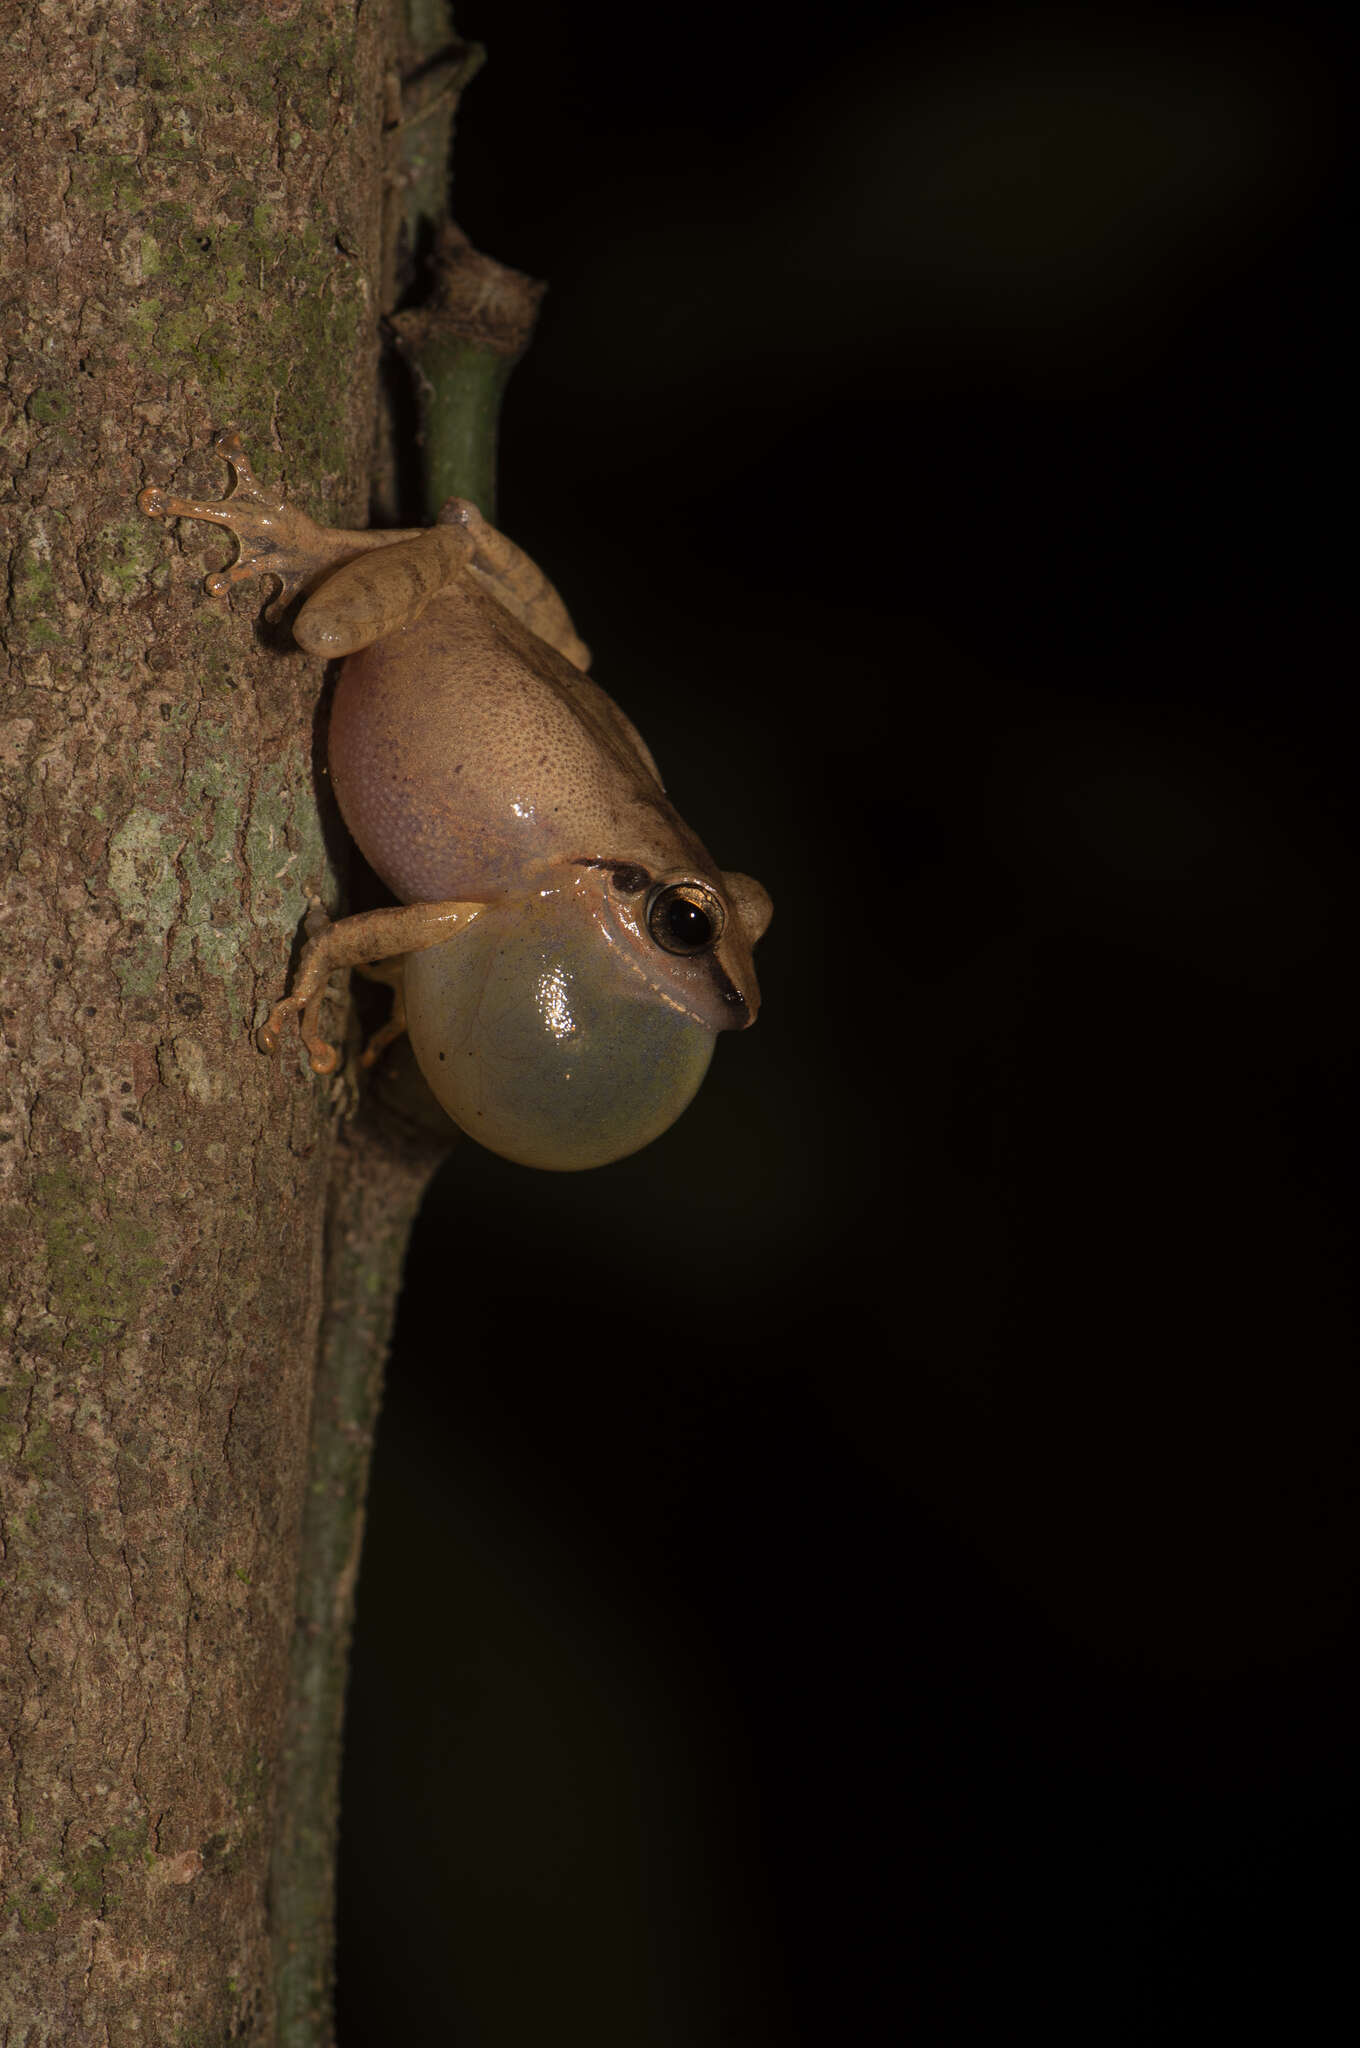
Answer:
260;897;485;1074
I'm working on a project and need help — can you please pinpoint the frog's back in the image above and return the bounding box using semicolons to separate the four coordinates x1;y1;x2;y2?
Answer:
328;576;709;904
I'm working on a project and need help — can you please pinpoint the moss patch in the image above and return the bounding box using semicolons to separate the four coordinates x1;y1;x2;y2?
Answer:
38;1164;162;1349
26;389;72;425
118;190;361;491
94;516;164;604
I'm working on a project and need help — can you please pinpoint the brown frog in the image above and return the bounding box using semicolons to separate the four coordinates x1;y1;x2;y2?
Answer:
140;431;771;1169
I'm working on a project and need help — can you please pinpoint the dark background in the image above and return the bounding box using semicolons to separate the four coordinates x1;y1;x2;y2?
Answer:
336;4;1351;2040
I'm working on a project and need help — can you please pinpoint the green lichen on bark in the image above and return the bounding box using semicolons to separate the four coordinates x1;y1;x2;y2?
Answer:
2;1819;155;1934
36;1164;163;1351
105;734;329;1016
106;806;186;1000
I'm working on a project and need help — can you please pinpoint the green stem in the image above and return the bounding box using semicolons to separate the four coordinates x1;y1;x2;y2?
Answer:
410;333;519;522
391;222;545;522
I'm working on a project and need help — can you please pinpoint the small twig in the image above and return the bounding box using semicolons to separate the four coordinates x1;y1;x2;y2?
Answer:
389;222;546;520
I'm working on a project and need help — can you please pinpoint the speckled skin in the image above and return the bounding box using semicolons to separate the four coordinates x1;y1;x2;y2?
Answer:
328;576;699;897
326;571;764;1032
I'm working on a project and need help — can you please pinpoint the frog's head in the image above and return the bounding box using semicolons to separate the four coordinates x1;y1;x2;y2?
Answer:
402;863;772;1170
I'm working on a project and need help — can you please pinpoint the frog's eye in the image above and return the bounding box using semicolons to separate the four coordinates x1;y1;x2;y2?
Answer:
646;880;725;955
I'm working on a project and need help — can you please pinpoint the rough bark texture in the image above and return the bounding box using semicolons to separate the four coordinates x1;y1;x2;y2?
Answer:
0;2;426;2038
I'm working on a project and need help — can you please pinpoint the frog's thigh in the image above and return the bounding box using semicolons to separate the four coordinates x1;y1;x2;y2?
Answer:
293;527;472;658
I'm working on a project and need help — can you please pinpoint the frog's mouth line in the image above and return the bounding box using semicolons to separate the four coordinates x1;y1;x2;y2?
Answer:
608;914;751;1030
559;856;754;1029
703;963;751;1028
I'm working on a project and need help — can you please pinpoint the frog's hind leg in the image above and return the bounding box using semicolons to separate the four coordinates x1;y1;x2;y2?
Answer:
442;498;592;671
140;427;424;620
291;526;475;659
143;429;592;666
291;503;586;663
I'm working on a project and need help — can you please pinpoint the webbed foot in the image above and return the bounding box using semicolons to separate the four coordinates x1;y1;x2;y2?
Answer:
140;429;355;619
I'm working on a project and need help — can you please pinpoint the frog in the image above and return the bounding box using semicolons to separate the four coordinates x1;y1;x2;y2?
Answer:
139;430;772;1170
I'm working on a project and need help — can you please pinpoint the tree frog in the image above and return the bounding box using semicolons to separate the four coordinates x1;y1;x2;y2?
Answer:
139;432;771;1170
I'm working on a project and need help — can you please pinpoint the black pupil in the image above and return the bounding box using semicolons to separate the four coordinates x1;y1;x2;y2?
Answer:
665;898;712;948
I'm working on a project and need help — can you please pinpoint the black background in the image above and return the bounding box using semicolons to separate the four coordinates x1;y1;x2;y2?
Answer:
335;4;1351;2040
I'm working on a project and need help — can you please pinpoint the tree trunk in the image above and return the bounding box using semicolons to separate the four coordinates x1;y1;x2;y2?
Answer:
0;4;478;2038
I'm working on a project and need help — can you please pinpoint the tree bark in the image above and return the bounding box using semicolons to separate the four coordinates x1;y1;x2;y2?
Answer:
0;3;478;2038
